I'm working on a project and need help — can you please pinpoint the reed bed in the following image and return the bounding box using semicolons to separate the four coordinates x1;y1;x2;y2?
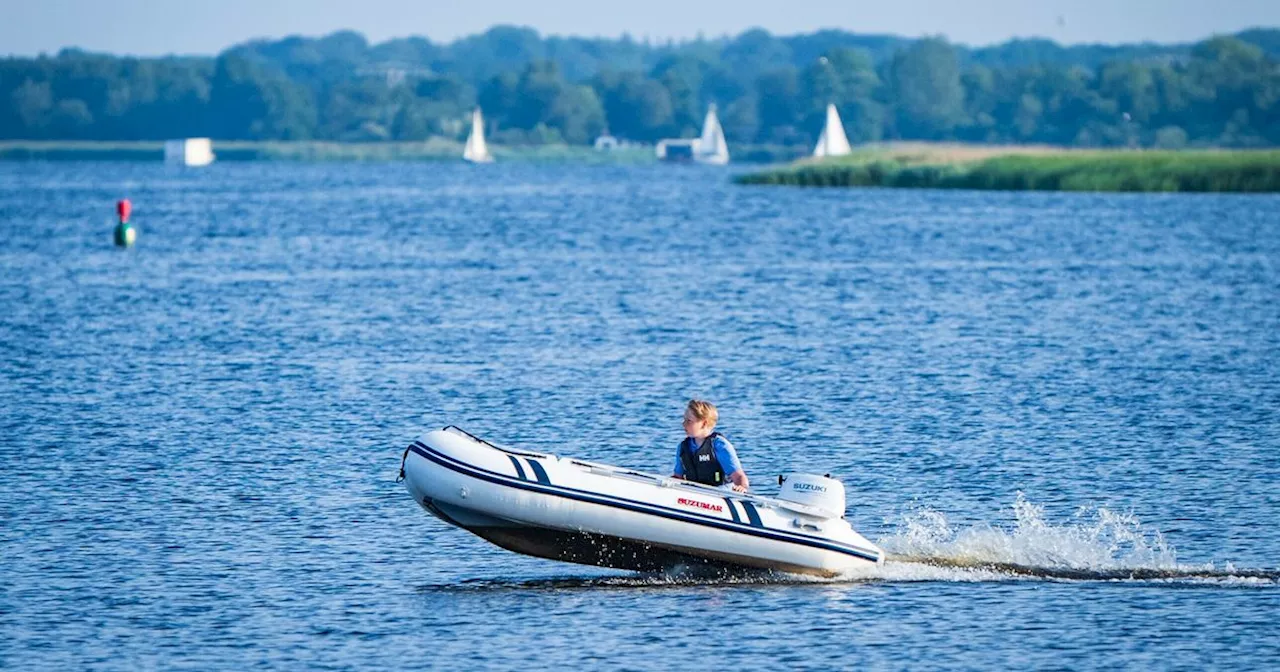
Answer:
736;148;1280;192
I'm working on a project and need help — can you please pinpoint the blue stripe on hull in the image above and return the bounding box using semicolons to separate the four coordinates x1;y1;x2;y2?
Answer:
724;498;741;524
507;455;528;480
527;459;551;485
740;501;764;527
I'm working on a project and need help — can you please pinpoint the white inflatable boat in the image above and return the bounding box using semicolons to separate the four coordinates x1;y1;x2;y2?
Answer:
399;426;884;577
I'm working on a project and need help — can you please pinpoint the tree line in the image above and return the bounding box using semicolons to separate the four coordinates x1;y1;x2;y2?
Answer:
2;26;1277;148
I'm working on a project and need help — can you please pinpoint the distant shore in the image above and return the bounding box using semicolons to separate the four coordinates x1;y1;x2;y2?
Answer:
9;141;1275;192
0;140;660;164
735;144;1280;193
0;140;808;164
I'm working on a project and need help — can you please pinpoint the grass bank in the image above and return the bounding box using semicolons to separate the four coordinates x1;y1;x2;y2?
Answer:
735;144;1280;193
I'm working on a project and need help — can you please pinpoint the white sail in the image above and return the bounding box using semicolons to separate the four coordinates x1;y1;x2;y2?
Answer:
694;105;730;165
463;108;493;163
813;104;852;158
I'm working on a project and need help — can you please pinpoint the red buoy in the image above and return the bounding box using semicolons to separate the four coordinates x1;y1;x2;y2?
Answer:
116;199;132;223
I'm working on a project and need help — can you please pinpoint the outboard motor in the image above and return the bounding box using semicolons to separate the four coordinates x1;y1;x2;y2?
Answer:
776;473;846;518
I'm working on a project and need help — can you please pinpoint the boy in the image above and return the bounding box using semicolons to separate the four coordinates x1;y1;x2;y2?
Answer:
671;399;749;492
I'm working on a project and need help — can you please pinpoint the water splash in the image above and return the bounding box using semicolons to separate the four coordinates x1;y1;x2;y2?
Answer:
871;493;1277;584
881;492;1177;568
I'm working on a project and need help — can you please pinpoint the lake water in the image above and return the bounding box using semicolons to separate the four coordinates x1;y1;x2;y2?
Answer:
1;162;1278;670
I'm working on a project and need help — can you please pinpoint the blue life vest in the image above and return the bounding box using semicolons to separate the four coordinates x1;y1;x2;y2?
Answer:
679;433;725;486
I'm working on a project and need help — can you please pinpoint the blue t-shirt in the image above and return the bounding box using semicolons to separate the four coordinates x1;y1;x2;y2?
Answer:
673;435;743;479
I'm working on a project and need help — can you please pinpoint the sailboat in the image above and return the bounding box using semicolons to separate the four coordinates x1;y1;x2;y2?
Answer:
693;105;730;165
813;103;852;158
463;107;493;163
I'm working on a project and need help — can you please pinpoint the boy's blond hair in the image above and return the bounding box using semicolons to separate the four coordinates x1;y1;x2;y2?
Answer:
685;399;718;426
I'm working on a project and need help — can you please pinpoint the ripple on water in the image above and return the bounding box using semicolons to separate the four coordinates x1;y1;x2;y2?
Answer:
2;162;1278;670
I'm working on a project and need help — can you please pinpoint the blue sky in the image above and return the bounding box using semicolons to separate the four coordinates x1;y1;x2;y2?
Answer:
3;0;1279;56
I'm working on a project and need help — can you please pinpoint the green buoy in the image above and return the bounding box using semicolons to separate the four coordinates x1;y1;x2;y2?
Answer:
114;199;136;247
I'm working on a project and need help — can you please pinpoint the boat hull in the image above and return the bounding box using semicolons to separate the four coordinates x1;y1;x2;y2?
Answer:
466;522;802;575
402;429;883;577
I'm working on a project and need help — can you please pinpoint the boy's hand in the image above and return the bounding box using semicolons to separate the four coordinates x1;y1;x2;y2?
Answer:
731;483;747;493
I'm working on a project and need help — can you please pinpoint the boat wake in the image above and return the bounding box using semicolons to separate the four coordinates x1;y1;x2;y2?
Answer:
419;493;1277;591
868;493;1278;585
878;556;1279;583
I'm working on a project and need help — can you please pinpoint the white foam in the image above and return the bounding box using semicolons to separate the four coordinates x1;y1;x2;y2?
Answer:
879;492;1179;571
844;493;1276;585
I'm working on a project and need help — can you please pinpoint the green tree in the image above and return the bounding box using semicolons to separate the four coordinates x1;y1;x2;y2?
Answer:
722;29;793;78
1183;36;1277;145
208;56;316;139
960;66;998;140
798;47;882;144
755;68;801;142
1099;62;1158;124
1154;125;1189;148
720;94;759;142
595;72;673;141
510;61;565;130
652;56;705;136
547;85;605;144
52;98;94;137
888;37;966;138
1013;93;1043;139
10;79;53;133
2;26;1280;148
478;72;520;125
